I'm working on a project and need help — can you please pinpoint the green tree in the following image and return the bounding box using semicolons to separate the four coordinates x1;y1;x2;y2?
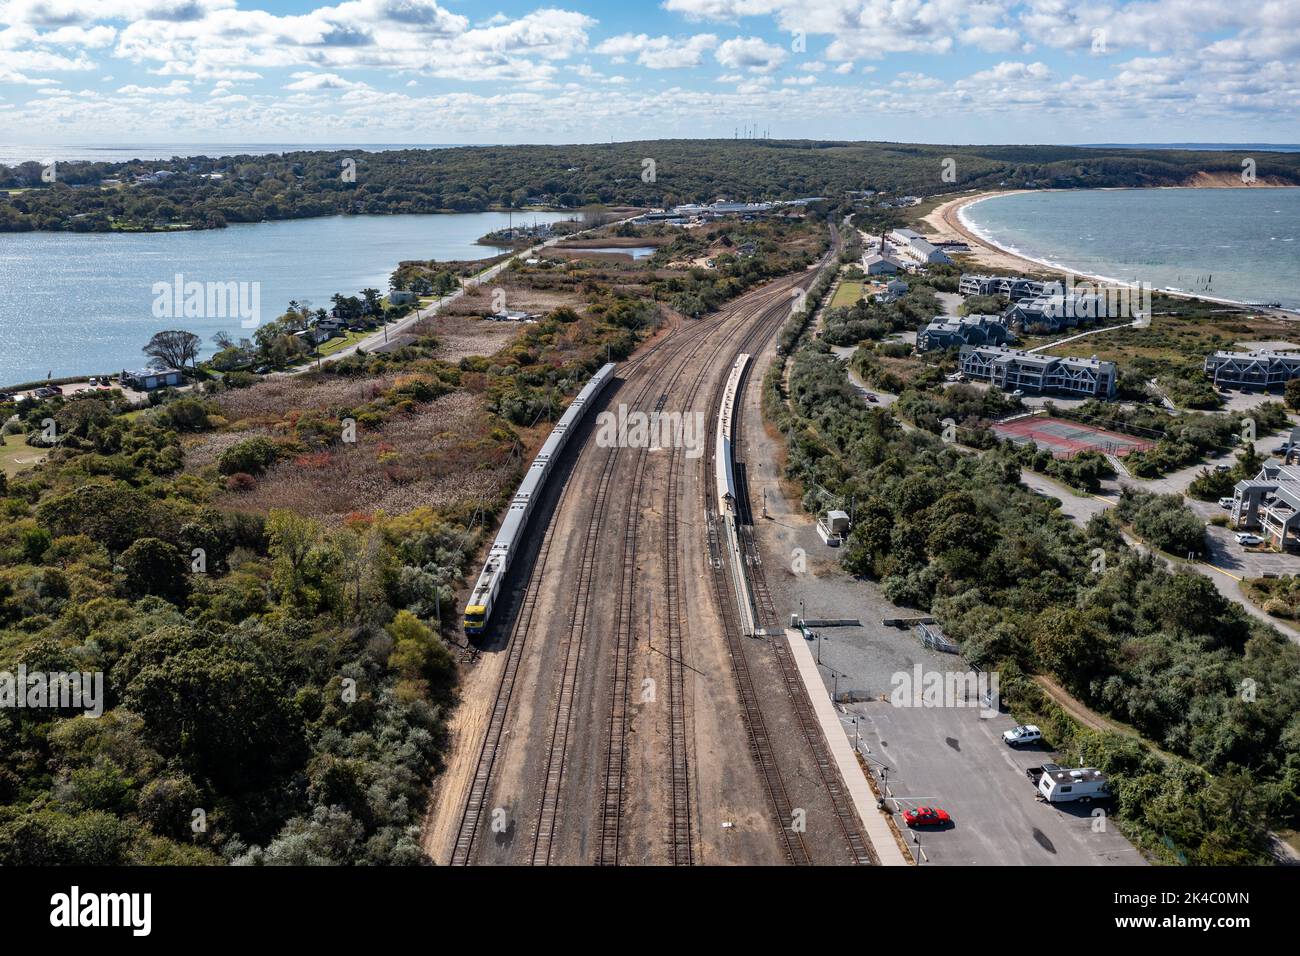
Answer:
1030;607;1114;690
1285;377;1300;410
36;484;155;558
120;537;189;604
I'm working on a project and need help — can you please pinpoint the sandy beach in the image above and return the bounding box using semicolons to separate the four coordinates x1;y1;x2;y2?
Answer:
920;190;1048;273
919;189;1299;317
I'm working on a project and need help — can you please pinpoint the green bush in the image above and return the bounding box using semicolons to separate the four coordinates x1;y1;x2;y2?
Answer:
217;436;278;476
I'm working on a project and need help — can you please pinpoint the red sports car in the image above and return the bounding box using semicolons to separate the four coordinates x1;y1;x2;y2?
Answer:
903;806;951;828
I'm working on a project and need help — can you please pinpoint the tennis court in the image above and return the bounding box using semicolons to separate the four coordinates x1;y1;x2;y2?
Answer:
992;415;1156;459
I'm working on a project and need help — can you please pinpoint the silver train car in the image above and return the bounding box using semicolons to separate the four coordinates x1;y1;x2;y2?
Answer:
463;362;616;634
715;354;757;636
715;354;749;516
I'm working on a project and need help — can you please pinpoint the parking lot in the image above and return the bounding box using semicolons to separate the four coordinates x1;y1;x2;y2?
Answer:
751;504;1145;864
805;627;1145;866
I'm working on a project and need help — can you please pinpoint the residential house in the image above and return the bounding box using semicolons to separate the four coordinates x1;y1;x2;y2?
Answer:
864;253;905;275
121;368;183;390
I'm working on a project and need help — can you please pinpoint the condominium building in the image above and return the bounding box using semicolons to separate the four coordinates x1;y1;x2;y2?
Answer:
1230;458;1300;551
917;314;1014;351
1203;350;1300;389
1004;293;1113;333
959;274;1063;300
958;345;1118;398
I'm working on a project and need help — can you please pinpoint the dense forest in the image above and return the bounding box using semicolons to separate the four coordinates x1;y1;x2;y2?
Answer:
3;140;1299;232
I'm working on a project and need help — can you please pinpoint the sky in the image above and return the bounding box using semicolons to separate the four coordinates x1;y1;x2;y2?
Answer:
0;0;1297;147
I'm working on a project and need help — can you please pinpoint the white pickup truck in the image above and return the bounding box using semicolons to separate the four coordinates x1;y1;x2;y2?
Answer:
1001;725;1042;748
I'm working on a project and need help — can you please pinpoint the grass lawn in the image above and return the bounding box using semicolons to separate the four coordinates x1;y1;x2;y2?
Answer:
1;431;45;478
317;329;370;357
831;279;865;309
1028;297;1297;367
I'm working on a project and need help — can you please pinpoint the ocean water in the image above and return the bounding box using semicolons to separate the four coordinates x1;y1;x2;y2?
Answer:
960;188;1300;310
0;210;574;386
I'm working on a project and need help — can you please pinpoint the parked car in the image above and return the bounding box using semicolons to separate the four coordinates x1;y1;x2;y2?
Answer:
1218;497;1235;509
1010;389;1024;397
1236;533;1265;546
902;806;951;828
1002;725;1042;748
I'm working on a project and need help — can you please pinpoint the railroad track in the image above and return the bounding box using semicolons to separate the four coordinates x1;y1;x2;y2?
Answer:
450;463;579;865
452;316;718;866
735;460;877;866
449;270;821;866
700;288;815;865
694;223;876;865
599;279;805;865
733;226;877;865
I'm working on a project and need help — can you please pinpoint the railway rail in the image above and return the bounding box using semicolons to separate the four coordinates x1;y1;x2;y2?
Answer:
701;293;814;865
452;285;778;865
700;221;877;866
735;404;878;866
449;225;848;866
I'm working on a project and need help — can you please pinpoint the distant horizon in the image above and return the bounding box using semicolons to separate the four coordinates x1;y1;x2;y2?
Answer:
2;139;1299;158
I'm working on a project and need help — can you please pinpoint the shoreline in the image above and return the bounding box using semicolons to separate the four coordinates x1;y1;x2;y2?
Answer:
921;189;1300;317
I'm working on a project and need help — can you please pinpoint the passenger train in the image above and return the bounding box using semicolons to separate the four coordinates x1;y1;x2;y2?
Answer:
462;362;617;635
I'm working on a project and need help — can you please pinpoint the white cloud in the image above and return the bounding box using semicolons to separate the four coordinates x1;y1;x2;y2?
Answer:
960;25;1022;53
594;32;719;69
0;0;1297;141
116;79;191;95
284;72;370;91
715;35;787;73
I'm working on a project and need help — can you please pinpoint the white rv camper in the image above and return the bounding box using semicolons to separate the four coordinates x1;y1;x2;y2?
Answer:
1036;764;1110;803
